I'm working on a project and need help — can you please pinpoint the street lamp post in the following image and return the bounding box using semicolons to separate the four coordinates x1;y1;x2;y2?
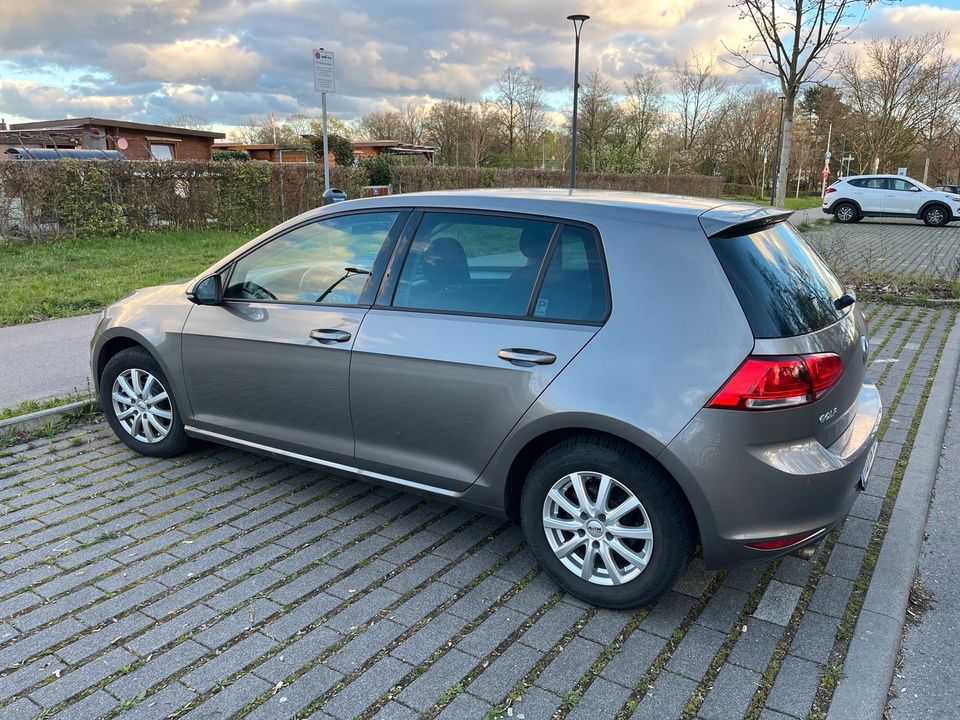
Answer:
567;14;589;190
771;95;786;207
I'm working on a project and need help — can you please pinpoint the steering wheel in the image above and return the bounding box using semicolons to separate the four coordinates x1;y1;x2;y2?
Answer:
239;281;277;301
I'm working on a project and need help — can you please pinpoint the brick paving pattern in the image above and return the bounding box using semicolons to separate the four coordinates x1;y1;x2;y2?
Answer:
0;302;952;719
804;219;960;281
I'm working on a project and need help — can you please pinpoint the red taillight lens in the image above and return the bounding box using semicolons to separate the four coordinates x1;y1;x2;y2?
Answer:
746;530;822;550
825;187;837;194
707;353;844;411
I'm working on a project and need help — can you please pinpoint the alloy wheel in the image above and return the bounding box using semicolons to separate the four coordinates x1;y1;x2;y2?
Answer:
836;205;854;222
542;471;654;586
111;368;173;443
926;207;945;225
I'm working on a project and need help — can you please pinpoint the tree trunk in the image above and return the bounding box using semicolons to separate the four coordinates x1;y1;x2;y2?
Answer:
775;94;796;208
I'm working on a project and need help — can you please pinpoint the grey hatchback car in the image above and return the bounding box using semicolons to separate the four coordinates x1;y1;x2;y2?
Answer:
91;189;881;609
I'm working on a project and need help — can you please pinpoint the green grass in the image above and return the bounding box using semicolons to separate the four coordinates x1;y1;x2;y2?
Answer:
0;391;93;420
0;229;252;326
722;194;823;210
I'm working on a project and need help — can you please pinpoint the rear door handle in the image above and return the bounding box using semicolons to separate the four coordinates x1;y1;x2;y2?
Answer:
498;348;557;366
309;329;352;344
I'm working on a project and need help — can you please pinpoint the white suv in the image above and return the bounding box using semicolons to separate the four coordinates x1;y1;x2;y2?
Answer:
823;174;960;226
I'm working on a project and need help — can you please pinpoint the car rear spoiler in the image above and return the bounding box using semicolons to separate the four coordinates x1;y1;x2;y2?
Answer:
699;204;794;239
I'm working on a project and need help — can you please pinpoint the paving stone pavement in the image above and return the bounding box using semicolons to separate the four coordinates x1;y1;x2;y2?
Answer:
803;218;960;281
0;302;952;720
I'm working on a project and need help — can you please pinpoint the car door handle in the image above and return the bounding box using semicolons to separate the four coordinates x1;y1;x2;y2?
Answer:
498;348;557;366
309;329;352;344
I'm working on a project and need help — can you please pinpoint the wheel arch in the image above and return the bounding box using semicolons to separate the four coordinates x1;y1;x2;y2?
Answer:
501;427;702;548
829;198;862;216
918;200;951;220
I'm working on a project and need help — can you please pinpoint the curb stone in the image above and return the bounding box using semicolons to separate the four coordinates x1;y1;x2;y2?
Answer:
0;398;95;435
827;313;960;720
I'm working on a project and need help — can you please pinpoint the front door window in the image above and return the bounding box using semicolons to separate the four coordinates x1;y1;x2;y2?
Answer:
224;212;401;305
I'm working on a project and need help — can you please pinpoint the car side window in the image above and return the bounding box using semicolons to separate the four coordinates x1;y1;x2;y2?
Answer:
887;178;917;192
224;212;400;305
533;225;609;323
864;178;886;190
392;212;557;317
847;179;865;188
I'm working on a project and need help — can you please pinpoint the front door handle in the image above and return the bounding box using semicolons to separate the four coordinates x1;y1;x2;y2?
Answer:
498;348;557;366
309;329;352;344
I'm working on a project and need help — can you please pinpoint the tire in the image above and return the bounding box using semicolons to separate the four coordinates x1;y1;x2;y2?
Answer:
100;346;192;458
520;435;696;609
922;204;950;227
834;202;859;224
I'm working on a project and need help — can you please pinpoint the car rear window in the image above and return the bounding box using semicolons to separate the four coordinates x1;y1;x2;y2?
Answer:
710;222;847;338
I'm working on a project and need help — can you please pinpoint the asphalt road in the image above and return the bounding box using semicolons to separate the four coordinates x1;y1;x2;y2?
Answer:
888;371;960;719
0;313;100;409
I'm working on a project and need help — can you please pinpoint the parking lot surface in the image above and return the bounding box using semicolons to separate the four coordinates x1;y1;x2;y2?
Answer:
0;303;952;720
805;218;960;281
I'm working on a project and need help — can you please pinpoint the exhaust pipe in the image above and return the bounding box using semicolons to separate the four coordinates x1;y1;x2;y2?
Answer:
790;543;819;560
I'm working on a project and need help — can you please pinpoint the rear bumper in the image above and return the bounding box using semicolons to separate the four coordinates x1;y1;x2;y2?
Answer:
661;383;882;568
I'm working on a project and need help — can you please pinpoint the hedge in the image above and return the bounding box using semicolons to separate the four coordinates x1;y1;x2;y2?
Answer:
0;159;723;241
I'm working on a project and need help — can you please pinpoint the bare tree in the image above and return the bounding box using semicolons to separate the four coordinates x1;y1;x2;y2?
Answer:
673;53;726;170
163;114;212;131
577;69;620;172
425;98;472;164
842;33;959;174
465;99;500;167
726;0;867;206
496;67;526;163
397;104;426;145
357;110;404;141
623;70;664;164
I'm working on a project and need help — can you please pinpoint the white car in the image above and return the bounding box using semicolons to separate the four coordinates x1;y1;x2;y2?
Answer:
823;174;960;226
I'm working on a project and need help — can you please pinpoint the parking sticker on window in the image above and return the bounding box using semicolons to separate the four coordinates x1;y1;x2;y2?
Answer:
534;298;549;317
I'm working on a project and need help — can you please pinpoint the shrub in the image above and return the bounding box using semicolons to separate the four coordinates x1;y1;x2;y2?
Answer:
213;149;251;162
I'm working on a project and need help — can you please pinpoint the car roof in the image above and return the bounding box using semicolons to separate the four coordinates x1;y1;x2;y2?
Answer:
307;188;791;235
841;174;920;180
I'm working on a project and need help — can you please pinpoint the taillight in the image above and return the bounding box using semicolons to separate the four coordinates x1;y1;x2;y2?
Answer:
707;354;844;411
746;529;822;550
825;187;837;194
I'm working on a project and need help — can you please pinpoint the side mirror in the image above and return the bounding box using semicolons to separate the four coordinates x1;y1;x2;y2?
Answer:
190;274;223;305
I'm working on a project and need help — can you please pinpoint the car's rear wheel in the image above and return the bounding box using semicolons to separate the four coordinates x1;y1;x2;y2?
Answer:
834;202;859;223
922;204;949;227
520;435;695;609
100;346;192;457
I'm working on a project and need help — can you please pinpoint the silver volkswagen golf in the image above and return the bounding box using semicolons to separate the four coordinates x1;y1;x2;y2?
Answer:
91;189;881;609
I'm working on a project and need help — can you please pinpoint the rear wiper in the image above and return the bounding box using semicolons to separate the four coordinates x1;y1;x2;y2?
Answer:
834;291;856;311
316;267;370;303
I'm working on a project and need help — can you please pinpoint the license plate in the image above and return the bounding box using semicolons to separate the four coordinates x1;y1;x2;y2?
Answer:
859;441;878;490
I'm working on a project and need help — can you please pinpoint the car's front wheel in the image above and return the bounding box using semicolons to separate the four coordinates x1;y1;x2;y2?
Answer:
100;346;192;457
922;204;950;227
520;435;696;609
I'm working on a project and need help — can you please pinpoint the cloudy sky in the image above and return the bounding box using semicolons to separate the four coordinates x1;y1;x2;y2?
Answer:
1;0;959;133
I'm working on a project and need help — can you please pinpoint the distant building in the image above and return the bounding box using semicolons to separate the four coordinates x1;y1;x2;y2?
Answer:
0;117;225;160
352;140;438;165
213;143;310;163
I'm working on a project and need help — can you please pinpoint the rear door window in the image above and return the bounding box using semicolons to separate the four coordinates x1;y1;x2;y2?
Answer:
710;222;847;338
391;212;557;317
533;225;609;322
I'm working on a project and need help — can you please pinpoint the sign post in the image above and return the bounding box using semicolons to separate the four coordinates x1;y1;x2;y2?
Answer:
313;48;336;192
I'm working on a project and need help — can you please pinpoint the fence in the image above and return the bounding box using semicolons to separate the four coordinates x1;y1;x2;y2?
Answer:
0;160;724;241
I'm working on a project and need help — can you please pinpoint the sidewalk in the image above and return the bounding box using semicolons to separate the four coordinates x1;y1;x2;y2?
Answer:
887;369;960;719
0;313;100;409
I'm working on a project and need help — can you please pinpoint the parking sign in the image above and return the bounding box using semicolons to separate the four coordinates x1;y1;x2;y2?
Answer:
313;49;335;94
